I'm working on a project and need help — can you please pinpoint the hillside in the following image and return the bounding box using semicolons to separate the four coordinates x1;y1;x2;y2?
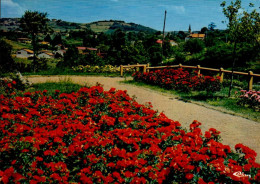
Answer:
0;18;157;33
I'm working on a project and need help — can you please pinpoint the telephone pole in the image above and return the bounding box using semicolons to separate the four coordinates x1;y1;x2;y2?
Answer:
162;10;167;57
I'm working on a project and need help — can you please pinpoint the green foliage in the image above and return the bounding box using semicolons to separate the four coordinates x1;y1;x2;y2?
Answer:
62;45;80;67
0;39;16;73
20;11;49;72
29;80;83;96
184;39;205;54
204;43;233;68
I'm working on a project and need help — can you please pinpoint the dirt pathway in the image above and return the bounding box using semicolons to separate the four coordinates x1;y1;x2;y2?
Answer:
27;76;260;163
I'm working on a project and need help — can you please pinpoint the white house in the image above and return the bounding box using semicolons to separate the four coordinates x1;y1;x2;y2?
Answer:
16;49;34;58
38;51;54;59
55;49;66;57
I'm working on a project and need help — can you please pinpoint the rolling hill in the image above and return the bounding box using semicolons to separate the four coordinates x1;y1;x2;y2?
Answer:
0;18;157;33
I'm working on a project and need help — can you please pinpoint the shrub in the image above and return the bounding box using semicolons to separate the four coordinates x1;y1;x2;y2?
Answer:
238;90;260;111
72;65;135;74
133;68;221;93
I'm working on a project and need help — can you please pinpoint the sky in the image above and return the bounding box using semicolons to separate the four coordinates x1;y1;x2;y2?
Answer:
2;0;260;31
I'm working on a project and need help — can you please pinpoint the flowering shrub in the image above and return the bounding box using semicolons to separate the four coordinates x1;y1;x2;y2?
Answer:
133;68;221;93
72;65;135;74
238;90;260;111
1;86;260;183
0;78;18;96
0;72;31;96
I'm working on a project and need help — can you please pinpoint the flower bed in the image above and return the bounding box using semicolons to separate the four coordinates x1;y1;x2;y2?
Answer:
238;90;260;111
133;68;221;93
1;86;260;183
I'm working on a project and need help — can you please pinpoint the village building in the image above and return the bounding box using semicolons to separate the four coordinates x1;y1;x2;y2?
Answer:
39;41;50;46
185;33;206;41
16;49;34;58
156;39;178;47
185;24;205;41
38;50;54;59
17;38;31;44
76;47;99;54
55;49;66;57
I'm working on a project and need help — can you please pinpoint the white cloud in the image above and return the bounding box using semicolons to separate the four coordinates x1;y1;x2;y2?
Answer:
159;5;185;15
2;0;25;17
168;5;185;14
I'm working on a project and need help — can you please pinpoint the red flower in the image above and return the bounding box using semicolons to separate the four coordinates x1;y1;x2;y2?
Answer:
185;173;194;180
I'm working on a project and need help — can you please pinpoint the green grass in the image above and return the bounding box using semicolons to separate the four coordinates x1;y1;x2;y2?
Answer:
27;78;83;96
5;39;32;52
122;80;260;122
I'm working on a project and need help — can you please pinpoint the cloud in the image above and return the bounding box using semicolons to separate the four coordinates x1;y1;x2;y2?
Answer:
159;4;185;15
2;0;25;17
168;5;186;14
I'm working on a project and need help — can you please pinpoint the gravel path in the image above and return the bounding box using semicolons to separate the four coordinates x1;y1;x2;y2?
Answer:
27;76;260;163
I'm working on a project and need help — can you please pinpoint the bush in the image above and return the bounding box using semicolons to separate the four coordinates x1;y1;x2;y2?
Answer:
72;65;135;74
133;68;221;93
184;39;205;54
238;90;260;111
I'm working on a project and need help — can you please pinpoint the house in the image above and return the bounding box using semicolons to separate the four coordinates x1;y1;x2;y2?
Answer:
16;49;34;58
156;39;163;47
76;47;98;54
169;40;178;46
55;49;66;57
17;38;31;44
185;33;205;41
39;41;50;46
55;44;65;50
38;50;54;59
156;39;178;47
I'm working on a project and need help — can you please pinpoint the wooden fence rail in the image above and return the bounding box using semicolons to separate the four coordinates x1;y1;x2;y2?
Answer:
120;63;260;90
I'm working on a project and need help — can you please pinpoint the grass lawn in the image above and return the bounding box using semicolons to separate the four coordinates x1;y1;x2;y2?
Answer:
26;79;83;96
5;39;32;52
122;80;260;122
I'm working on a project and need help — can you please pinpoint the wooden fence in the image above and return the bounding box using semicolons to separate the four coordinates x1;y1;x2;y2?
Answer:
120;63;260;90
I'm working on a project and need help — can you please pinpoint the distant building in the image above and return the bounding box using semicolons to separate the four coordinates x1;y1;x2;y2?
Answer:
38;50;54;59
17;38;31;44
77;47;98;54
156;39;178;47
55;49;66;57
16;49;34;58
39;41;50;45
169;40;178;46
185;33;205;42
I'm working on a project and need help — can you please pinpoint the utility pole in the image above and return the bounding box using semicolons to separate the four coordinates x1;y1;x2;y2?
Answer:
162;10;167;57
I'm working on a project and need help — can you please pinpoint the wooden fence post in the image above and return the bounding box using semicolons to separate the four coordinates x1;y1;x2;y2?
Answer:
219;68;224;83
136;63;139;72
197;65;201;75
147;63;150;72
143;65;146;73
248;71;253;90
120;65;123;77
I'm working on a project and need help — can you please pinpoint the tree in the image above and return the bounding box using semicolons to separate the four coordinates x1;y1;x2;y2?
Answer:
184;39;205;54
62;45;80;67
208;22;216;31
200;27;208;34
221;0;260;96
20;11;49;72
0;39;15;74
51;34;63;46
